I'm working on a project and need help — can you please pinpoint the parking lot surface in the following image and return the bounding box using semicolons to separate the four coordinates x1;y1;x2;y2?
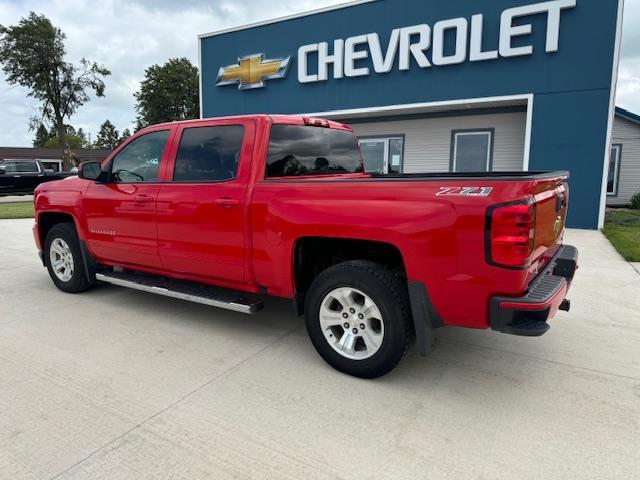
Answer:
1;218;639;479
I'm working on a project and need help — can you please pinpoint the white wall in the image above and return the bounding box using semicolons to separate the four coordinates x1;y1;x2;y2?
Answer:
349;111;527;173
608;116;640;206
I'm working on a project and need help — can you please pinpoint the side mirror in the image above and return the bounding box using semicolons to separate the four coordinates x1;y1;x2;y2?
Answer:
0;166;5;175
78;161;103;181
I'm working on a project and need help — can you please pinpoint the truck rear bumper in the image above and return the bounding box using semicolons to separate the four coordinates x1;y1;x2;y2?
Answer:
489;245;578;336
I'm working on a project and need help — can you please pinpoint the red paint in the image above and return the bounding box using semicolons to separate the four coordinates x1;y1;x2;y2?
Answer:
33;114;573;329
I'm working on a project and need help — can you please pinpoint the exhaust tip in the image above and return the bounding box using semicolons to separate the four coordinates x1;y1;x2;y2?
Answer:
559;299;571;312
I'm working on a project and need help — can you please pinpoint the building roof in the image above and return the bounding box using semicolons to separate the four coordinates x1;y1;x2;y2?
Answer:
0;147;112;161
615;106;640;126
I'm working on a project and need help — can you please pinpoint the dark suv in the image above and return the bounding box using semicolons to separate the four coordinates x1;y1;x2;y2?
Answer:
0;159;71;196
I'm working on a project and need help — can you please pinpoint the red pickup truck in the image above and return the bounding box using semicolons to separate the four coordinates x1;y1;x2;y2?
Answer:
33;115;578;378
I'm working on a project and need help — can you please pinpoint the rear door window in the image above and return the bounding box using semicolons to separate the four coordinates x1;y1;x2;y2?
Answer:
16;161;40;173
173;125;244;182
266;125;363;177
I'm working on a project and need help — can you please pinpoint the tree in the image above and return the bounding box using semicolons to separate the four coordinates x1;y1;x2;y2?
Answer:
119;128;131;143
95;120;120;149
42;125;87;151
0;12;110;168
76;128;90;148
44;134;83;149
134;57;198;129
33;123;51;147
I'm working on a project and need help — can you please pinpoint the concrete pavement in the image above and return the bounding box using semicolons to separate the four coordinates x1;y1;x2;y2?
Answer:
0;219;638;479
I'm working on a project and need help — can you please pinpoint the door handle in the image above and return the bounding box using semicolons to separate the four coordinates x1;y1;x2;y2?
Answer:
134;194;153;203
214;197;240;208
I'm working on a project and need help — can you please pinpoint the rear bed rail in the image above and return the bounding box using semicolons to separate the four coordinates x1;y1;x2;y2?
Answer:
369;171;569;181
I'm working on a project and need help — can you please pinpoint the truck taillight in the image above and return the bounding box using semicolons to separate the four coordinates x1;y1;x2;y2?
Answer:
487;201;536;268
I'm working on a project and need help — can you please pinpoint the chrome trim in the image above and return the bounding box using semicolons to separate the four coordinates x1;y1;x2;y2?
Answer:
95;273;259;314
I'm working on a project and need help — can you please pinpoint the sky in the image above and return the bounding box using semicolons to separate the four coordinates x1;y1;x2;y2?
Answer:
0;0;638;147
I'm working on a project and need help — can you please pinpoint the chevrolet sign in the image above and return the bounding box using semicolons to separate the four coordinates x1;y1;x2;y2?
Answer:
215;0;576;90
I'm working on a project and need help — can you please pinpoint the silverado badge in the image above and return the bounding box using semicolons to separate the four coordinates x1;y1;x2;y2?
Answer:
216;54;291;90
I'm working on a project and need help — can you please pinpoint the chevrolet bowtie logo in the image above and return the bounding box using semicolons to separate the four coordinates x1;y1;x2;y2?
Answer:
216;54;291;90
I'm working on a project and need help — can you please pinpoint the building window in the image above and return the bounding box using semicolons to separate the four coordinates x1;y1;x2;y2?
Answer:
451;129;494;172
358;136;404;174
607;144;622;196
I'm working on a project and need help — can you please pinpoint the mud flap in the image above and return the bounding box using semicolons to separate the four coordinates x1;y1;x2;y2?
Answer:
407;280;441;356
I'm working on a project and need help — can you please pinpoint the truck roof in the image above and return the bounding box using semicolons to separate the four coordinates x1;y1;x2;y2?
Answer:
145;114;352;131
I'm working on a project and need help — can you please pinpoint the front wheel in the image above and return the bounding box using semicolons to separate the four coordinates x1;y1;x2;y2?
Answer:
44;223;93;293
304;260;413;378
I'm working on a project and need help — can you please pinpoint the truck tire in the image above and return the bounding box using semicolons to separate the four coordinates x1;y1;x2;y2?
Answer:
44;223;93;293
304;260;413;378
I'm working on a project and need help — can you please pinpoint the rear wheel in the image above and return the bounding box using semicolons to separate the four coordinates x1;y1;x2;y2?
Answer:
44;223;92;293
304;260;412;378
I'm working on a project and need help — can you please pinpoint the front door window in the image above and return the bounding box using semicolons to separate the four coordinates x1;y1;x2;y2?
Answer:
110;130;169;183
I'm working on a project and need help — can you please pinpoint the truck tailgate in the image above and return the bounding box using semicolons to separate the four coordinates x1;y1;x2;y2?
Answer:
531;176;569;269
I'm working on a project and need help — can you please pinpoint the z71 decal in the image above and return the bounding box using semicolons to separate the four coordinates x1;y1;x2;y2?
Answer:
436;186;493;197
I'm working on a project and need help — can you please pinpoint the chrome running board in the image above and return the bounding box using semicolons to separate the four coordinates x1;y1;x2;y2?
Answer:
96;271;263;314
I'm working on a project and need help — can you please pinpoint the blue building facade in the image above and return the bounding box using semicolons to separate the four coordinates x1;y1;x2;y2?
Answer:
199;0;624;229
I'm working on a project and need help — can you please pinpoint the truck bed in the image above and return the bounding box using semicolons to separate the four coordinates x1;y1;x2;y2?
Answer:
252;170;570;329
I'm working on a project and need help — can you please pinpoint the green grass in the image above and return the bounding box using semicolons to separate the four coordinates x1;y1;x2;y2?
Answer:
603;209;640;262
0;201;34;219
